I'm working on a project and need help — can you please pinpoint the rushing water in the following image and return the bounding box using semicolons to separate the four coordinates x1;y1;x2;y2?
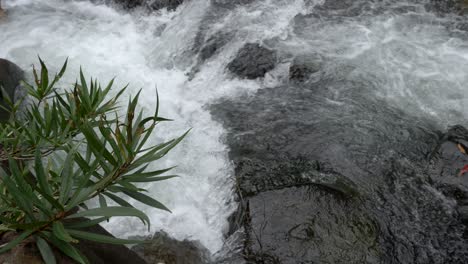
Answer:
2;0;468;260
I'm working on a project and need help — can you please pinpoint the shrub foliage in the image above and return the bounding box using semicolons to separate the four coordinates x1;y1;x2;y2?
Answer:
0;59;186;263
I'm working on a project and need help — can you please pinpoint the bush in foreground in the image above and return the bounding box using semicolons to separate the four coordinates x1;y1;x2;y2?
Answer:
0;59;186;263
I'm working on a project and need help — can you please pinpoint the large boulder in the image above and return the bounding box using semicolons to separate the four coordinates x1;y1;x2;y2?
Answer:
227;43;277;79
132;231;211;264
0;58;24;121
212;74;468;262
428;125;468;236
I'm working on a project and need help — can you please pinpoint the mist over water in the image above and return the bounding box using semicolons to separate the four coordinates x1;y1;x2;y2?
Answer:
1;0;468;257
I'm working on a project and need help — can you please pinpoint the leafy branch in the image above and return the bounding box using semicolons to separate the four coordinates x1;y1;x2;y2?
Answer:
0;58;187;263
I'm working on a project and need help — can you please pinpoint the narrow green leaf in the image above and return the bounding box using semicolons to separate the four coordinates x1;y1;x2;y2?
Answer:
60;147;77;204
120;188;171;213
52;222;77;243
66;206;150;228
43;231;89;264
67;229;145;245
38;57;51;98
121;175;178;183
35;149;53;196
64;217;109;229
36;236;57;264
98;194;107;208
103;192;134;208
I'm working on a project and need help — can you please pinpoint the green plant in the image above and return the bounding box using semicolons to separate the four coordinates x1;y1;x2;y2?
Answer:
0;58;187;263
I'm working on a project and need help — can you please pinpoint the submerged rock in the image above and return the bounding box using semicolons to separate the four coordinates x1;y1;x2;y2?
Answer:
109;0;185;11
227;43;277;79
426;0;467;14
211;0;254;8
199;32;232;62
289;54;321;83
132;231;211;264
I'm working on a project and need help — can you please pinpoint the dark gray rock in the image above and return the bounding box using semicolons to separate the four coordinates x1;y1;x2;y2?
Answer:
227;43;276;79
199;32;232;62
245;186;378;264
74;223;148;264
109;0;185;11
234;157;359;198
458;205;468;225
426;0;467;14
289;55;321;83
212;75;468;263
0;58;24;122
211;0;254;8
132;231;211;264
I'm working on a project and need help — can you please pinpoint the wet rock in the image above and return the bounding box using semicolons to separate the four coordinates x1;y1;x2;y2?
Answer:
458;205;468;224
110;0;185;11
211;0;255;8
313;0;376;18
0;232;45;264
428;125;468;239
245;186;379;263
227;43;277;79
429;125;468;190
199;32;232;62
145;0;185;11
132;231;211;264
289;55;321;83
235;157;359;198
0;5;5;18
426;0;465;14
0;58;24;121
211;75;468;262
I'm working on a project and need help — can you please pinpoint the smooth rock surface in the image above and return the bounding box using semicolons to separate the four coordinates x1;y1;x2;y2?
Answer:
289;54;321;83
105;0;185;11
227;43;276;79
132;231;211;264
0;58;24;121
212;78;468;263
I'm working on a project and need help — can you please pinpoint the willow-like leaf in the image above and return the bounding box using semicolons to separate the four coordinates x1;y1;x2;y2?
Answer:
43;231;89;264
35;148;53;197
66;206;150;228
59;147;77;204
67;229;145;245
103;192;134;208
64;217;109;229
36;236;57;264
116;187;170;213
52;222;77;243
121;175;177;183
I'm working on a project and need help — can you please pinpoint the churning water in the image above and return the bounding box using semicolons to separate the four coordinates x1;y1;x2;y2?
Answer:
1;0;468;257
